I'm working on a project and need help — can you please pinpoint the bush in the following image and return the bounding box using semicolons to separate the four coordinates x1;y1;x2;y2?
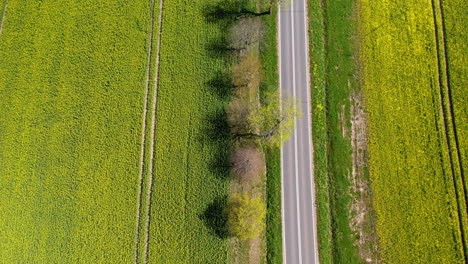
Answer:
226;192;266;240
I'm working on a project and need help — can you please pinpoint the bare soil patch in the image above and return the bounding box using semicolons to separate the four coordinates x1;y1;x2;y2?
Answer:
348;91;379;263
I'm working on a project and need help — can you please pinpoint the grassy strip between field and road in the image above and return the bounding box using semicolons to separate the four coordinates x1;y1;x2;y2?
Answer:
359;0;467;262
308;0;369;263
0;1;153;263
308;0;332;262
260;5;283;264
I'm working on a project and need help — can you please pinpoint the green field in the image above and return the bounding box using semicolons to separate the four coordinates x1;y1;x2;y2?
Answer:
0;0;152;262
1;0;282;263
360;0;467;262
147;0;230;262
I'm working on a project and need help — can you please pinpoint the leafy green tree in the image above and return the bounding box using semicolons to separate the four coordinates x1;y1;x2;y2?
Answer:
233;90;301;147
226;192;266;240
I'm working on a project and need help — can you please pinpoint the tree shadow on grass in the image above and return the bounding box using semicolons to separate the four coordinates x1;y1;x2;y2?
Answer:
200;196;230;239
202;0;248;24
203;0;250;61
205;70;232;100
201;108;232;180
205;38;238;61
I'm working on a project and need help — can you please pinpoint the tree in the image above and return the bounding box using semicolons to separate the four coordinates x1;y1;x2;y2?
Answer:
226;192;266;240
231;53;262;91
233;90;301;147
230;146;264;182
228;17;265;52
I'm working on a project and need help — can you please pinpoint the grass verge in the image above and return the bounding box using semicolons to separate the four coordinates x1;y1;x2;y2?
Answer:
308;0;332;262
308;0;363;262
259;5;283;264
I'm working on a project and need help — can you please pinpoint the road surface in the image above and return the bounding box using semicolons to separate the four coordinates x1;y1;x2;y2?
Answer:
279;0;319;263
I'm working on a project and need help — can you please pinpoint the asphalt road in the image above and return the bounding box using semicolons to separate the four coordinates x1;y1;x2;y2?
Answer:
279;0;319;263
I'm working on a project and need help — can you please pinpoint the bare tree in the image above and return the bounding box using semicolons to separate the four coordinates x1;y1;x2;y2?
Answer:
231;53;262;90
230;146;264;181
227;97;250;135
228;17;265;53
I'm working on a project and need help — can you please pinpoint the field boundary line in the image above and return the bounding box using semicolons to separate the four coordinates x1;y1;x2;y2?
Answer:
0;1;8;36
141;0;164;262
133;0;160;262
430;0;467;259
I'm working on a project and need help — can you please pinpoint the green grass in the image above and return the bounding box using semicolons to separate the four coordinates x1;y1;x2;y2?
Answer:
0;0;153;263
360;0;467;262
147;0;230;262
308;0;332;262
259;6;283;264
308;0;361;263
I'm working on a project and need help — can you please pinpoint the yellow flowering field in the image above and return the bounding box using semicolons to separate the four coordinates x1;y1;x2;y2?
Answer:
359;0;467;262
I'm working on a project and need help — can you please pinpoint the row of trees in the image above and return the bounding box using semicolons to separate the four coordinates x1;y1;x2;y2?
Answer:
223;8;299;240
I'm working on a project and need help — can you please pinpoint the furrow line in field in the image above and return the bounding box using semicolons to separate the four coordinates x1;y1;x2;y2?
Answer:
134;0;159;262
437;0;467;201
430;0;467;259
141;0;164;262
0;1;7;35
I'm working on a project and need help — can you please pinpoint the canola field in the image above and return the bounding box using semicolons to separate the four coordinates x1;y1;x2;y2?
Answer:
359;0;467;262
147;0;230;262
0;0;155;263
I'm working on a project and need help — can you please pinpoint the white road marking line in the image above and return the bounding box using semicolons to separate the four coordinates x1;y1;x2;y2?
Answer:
290;3;304;264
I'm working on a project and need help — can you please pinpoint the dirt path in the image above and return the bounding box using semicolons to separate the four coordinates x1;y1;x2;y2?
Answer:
133;0;164;263
0;1;8;35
